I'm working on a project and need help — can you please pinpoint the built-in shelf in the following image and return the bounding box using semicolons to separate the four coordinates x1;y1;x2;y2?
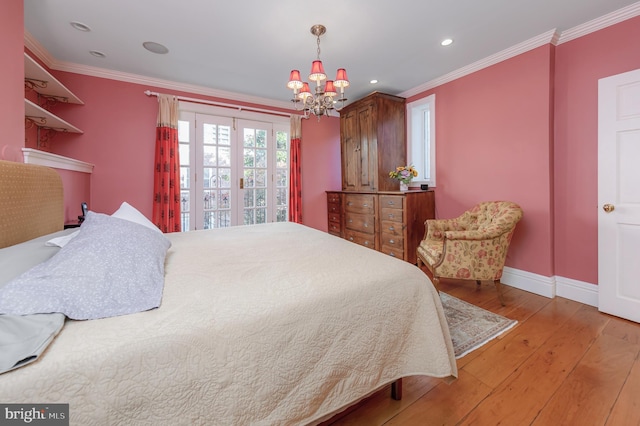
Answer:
24;53;84;146
24;98;83;133
24;53;84;104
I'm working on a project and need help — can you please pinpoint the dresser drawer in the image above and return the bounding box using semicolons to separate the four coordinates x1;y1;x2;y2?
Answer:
344;194;375;214
327;202;341;215
345;212;375;234
345;229;376;250
380;232;404;249
380;207;403;223
380;244;404;260
328;210;341;223
379;195;404;210
328;220;342;236
327;192;341;204
380;220;403;237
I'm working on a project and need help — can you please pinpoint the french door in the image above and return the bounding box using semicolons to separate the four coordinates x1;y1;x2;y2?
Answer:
178;107;289;231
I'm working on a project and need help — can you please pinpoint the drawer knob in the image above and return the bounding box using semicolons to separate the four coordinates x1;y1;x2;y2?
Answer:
389;239;395;244
363;203;368;207
349;219;353;223
389;226;395;231
388;214;394;219
364;241;369;246
389;252;396;257
347;202;353;206
364;223;368;227
388;201;395;205
349;237;354;241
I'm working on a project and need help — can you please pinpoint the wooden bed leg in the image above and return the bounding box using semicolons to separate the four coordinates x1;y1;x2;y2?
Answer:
391;378;403;400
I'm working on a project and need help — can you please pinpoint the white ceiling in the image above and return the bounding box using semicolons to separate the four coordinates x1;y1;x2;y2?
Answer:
24;0;640;109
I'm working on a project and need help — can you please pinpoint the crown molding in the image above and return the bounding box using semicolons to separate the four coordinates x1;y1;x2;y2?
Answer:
400;30;558;98
26;2;640;105
23;31;293;111
558;1;640;44
401;3;640;98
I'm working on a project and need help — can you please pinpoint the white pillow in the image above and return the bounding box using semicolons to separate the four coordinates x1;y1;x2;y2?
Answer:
46;202;160;248
112;202;162;234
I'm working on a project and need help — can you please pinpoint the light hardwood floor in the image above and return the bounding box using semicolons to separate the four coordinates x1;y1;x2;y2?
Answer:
323;272;640;425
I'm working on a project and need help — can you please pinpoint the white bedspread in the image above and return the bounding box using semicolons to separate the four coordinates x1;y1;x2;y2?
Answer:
0;222;456;425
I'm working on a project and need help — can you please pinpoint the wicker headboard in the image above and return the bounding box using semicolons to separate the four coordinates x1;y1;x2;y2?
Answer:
0;160;64;248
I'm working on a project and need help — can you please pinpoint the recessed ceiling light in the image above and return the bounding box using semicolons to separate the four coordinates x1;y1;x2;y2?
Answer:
370;79;378;84
89;50;106;58
143;41;169;54
441;38;453;46
70;21;91;32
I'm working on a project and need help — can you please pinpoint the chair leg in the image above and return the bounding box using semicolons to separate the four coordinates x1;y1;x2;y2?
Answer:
494;279;506;306
476;280;482;287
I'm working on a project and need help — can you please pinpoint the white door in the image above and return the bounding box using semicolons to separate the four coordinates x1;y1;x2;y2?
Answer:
598;68;640;322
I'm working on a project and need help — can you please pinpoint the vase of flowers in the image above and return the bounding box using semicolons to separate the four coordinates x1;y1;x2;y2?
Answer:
389;165;418;191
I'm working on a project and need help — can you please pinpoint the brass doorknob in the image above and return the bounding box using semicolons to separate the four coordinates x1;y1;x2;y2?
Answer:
603;204;615;213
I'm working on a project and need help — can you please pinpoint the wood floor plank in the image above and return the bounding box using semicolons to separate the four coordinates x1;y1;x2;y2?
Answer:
463;296;583;388
533;332;640;425
606;353;640;425
326;376;441;426
458;305;610;425
385;370;492;426
327;286;640;425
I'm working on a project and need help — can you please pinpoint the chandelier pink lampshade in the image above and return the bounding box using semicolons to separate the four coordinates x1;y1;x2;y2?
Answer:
287;70;303;90
309;60;327;82
334;68;350;88
286;24;349;118
297;82;312;101
324;80;337;97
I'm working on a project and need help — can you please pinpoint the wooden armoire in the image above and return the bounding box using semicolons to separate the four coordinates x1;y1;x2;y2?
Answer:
327;92;436;264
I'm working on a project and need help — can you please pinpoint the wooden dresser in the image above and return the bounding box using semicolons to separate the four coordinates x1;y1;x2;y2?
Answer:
326;190;435;264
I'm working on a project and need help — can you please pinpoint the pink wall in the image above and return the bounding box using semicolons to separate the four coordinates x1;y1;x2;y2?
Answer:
55;169;91;225
554;15;640;284
38;70;333;227
408;46;555;276
0;0;24;161
301;117;341;231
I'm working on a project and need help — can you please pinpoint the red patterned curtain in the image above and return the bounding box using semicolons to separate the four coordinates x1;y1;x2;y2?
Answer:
152;94;181;233
288;115;303;223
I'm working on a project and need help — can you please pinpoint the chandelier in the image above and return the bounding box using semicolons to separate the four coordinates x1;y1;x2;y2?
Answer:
287;24;349;119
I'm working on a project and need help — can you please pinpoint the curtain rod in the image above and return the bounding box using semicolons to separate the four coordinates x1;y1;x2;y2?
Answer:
144;90;293;118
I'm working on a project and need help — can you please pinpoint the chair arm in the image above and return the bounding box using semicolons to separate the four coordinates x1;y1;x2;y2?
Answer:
444;225;511;241
425;218;463;240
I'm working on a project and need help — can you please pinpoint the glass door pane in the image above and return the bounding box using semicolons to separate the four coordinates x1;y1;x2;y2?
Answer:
201;121;232;229
241;122;270;225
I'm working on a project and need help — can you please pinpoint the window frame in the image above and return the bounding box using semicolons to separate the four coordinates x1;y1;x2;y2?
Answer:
407;94;436;187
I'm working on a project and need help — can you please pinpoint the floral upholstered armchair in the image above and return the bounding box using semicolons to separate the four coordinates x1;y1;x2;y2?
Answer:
416;201;523;305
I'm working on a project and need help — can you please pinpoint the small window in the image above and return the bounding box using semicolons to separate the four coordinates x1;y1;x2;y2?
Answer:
407;94;436;187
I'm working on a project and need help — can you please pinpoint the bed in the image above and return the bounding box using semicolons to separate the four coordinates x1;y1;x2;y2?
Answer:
0;159;457;425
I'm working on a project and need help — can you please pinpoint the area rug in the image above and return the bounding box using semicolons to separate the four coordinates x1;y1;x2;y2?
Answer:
440;292;517;358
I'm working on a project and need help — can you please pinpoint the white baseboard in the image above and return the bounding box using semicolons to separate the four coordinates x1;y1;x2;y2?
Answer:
501;267;598;307
555;276;599;307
